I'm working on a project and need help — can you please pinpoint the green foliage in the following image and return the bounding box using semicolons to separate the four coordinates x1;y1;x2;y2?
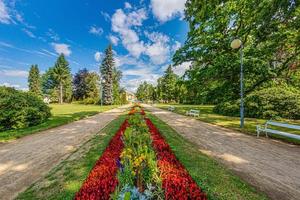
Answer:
112;67;124;105
157;66;178;102
73;68;100;104
214;87;300;119
52;54;72;103
172;0;299;104
100;44;114;105
28;64;42;96
0;86;51;131
136;82;156;102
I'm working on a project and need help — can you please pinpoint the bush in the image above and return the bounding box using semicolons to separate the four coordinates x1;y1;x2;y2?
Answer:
214;87;300;119
0;86;51;131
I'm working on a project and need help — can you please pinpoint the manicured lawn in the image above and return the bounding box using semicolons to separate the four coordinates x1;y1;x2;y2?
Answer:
156;104;300;144
16;114;127;200
0;104;118;142
147;113;268;200
17;113;267;200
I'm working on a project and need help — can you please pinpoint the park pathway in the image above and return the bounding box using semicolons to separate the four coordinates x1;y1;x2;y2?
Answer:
0;105;129;200
144;104;300;200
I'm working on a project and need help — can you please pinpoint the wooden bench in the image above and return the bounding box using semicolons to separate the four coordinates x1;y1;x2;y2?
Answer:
256;120;300;140
168;106;175;112
186;109;200;117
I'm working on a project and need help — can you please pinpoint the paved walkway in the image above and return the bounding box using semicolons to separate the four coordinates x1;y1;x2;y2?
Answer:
0;105;129;200
144;105;300;200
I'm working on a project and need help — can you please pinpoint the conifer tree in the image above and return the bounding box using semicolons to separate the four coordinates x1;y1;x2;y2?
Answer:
28;64;41;96
100;45;114;105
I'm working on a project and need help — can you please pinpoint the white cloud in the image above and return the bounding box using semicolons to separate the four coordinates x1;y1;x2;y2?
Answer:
100;11;110;22
0;0;11;24
144;31;170;64
124;2;132;9
0;82;20;88
109;35;119;45
172;41;181;51
150;0;186;22
22;28;36;38
89;25;103;36
51;43;71;56
111;8;147;58
173;61;191;76
0;69;28;77
94;51;102;62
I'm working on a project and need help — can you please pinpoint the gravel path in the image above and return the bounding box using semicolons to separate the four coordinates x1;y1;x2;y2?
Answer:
0;105;129;200
145;105;300;200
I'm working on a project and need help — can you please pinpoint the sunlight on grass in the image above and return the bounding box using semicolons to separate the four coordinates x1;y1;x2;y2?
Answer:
0;103;118;142
156;104;300;144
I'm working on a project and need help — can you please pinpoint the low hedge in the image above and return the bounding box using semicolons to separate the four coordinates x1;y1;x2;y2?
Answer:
214;87;300;119
0;86;51;131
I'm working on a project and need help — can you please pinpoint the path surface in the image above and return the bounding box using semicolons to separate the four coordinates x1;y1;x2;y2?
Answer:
145;105;300;200
0;105;129;200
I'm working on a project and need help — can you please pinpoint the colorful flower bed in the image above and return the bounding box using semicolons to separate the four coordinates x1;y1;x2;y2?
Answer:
75;107;206;200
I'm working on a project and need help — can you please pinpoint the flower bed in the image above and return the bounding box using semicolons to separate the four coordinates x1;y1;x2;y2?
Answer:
74;120;129;199
75;108;206;199
146;118;207;200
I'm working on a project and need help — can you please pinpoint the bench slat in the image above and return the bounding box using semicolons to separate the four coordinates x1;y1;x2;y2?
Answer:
264;128;300;140
267;121;300;130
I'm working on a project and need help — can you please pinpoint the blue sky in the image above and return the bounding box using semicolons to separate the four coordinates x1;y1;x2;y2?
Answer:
0;0;189;92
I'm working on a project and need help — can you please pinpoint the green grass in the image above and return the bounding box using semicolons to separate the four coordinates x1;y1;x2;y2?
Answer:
0;104;118;142
16;114;127;200
147;113;268;200
156;104;300;144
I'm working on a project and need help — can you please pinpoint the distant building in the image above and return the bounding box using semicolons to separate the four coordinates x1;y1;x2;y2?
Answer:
125;91;136;102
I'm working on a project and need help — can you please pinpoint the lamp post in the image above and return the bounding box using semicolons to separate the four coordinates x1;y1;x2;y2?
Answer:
231;38;244;128
100;78;106;106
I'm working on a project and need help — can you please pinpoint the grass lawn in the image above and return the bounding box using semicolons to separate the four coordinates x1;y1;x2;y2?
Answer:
0;104;118;142
156;104;300;144
18;113;267;200
17;114;127;200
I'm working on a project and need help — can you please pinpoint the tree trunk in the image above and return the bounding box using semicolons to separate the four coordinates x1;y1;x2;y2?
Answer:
60;83;63;104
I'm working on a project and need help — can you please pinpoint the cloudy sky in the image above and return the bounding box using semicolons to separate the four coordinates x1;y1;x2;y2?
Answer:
0;0;189;92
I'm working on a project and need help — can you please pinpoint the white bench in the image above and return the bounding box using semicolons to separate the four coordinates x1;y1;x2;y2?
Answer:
256;120;300;140
186;109;200;117
168;106;175;112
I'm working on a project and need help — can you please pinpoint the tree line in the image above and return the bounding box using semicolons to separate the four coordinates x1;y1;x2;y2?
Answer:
28;44;127;105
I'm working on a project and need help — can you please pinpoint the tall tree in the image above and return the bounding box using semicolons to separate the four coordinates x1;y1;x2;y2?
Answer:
100;45;114;105
161;65;178;102
112;67;122;104
28;64;41;96
52;54;72;104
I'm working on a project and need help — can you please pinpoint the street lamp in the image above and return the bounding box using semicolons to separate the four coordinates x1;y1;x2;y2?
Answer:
100;78;106;106
231;38;244;128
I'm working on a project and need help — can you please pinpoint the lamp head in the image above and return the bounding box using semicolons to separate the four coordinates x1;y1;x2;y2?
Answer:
231;39;242;49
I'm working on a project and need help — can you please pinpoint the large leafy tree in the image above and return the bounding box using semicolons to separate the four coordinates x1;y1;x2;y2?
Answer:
174;0;299;103
28;64;41;96
52;54;72;104
100;45;114;105
136;81;155;102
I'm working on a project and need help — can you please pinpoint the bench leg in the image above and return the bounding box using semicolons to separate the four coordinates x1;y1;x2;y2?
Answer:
257;130;260;138
265;131;268;138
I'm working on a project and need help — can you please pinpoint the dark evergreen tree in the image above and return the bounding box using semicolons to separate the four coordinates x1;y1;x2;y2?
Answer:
73;68;89;100
52;54;72;104
112;67;122;104
100;45;114;105
28;64;41;96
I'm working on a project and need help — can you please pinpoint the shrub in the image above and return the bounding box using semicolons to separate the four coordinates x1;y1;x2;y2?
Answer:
214;87;300;119
0;86;51;131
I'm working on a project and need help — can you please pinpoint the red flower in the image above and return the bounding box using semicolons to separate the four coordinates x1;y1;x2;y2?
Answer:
74;120;129;200
145;118;207;200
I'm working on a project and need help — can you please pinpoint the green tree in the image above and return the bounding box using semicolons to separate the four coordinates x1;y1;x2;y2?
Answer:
160;65;178;102
41;67;58;102
52;54;72;104
112;67;123;105
174;0;300;103
85;72;100;103
28;64;41;96
73;68;89;100
100;45;114;105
